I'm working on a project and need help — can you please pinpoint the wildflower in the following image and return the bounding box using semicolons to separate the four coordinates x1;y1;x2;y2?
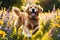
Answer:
50;29;54;34
53;24;60;27
51;19;54;23
0;20;4;25
0;30;6;38
55;16;60;19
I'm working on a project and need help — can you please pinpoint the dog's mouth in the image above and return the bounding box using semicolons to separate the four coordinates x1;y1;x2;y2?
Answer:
31;13;35;16
30;9;37;16
28;8;38;18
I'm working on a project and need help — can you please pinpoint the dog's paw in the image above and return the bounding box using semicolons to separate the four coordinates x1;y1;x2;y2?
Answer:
27;34;32;38
24;33;32;38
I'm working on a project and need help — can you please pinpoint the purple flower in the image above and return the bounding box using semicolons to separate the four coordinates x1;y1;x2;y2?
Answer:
4;20;7;23
50;29;54;34
5;27;11;31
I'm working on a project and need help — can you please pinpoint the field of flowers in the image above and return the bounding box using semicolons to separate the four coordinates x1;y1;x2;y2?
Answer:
0;8;60;40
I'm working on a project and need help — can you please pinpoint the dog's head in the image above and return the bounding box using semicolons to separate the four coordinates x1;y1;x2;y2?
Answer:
26;4;43;18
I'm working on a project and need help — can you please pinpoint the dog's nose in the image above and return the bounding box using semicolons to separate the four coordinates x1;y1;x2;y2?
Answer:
32;9;35;13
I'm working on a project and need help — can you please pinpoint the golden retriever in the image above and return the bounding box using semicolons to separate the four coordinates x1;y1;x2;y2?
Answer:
12;4;43;37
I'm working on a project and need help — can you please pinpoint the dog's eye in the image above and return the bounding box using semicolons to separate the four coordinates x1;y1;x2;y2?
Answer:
30;7;32;8
35;7;37;8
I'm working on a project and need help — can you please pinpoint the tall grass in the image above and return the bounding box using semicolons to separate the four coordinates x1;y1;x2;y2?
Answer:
0;9;60;40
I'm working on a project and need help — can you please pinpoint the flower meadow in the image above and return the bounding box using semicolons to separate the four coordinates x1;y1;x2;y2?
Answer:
0;9;60;40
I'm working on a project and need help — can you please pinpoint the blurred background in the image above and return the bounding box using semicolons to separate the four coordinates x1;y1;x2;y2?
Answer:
0;0;60;40
0;0;60;11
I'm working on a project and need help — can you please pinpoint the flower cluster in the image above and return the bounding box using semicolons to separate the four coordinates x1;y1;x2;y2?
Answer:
0;8;60;40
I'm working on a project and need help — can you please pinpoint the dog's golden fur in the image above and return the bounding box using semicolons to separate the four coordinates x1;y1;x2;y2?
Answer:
12;4;43;37
12;5;60;37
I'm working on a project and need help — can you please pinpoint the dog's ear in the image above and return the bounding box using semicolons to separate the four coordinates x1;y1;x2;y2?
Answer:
38;5;43;13
26;7;29;13
25;4;30;13
12;7;21;16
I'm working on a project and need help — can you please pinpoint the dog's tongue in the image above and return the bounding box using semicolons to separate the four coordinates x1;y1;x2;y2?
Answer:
32;13;35;16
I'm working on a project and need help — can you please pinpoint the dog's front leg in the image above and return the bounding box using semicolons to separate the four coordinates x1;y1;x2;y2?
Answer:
32;26;39;35
23;27;32;37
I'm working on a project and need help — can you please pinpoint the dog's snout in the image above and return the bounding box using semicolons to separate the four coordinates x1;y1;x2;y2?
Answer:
32;9;34;11
32;9;35;13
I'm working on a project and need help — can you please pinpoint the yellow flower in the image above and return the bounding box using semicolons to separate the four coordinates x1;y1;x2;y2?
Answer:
51;19;55;23
0;20;4;25
55;16;60;19
0;30;6;38
41;32;50;40
53;24;60;27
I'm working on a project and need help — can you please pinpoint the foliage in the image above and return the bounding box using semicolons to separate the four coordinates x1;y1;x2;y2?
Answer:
0;8;60;40
52;27;60;40
0;0;26;10
36;0;60;12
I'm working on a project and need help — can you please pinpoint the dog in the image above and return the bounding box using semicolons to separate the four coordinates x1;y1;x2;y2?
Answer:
13;4;43;37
